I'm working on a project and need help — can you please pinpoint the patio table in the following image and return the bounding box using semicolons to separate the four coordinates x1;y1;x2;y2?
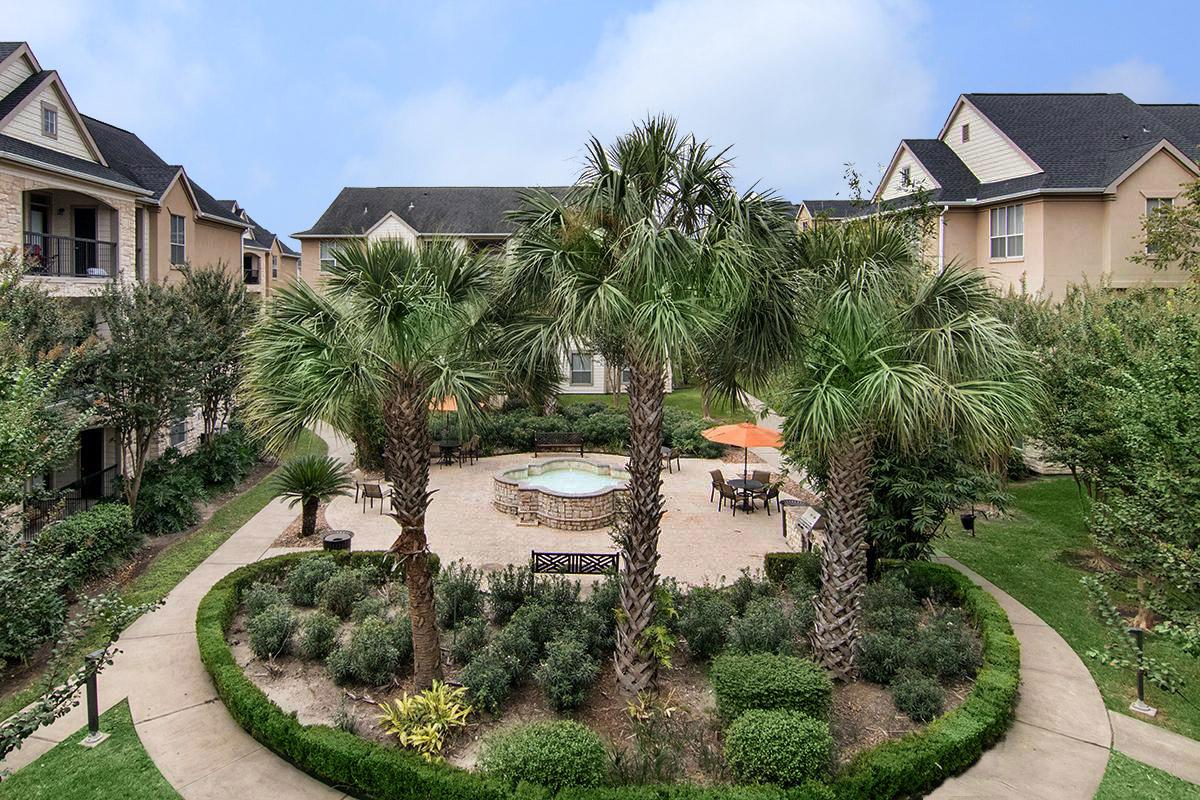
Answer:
727;478;763;512
436;439;461;466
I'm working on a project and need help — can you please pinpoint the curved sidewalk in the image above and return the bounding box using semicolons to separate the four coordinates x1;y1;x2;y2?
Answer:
930;556;1111;799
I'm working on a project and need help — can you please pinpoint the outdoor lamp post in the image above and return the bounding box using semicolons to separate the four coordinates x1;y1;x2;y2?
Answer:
80;649;111;748
1127;626;1158;717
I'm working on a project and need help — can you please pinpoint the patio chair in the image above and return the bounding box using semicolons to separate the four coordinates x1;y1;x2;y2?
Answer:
716;482;740;517
755;481;783;515
751;469;773;485
709;469;726;503
458;434;481;466
361;483;389;514
661;445;681;474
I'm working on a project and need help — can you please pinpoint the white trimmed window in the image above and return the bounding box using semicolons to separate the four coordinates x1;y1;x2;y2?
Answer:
569;352;592;385
41;103;57;138
989;204;1024;259
271;254;279;278
1145;198;1174;254
319;241;336;271
169;214;186;264
169;418;187;448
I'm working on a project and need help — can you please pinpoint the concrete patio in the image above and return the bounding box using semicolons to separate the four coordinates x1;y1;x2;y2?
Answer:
322;451;801;586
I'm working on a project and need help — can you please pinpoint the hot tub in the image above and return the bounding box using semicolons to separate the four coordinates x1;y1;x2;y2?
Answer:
494;458;630;530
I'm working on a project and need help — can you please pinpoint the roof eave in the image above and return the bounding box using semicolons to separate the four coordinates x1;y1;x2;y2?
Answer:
0;150;150;195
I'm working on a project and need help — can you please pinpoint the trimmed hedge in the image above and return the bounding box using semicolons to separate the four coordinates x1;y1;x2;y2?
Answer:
710;654;832;720
724;710;834;786
199;554;1017;800
763;552;821;588
37;503;140;586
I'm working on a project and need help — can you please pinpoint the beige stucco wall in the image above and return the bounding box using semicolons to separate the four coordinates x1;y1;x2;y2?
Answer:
1105;148;1195;289
1039;198;1106;297
148;177;243;285
0;162;138;295
972;198;1044;295
941;208;978;270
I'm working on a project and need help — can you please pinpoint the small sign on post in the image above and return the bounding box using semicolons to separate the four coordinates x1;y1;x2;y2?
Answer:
80;650;110;748
784;505;824;552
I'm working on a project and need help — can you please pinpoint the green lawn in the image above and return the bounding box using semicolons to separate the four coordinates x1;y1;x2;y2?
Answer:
940;477;1200;740
0;430;326;723
1095;752;1200;800
558;386;757;424
0;700;180;800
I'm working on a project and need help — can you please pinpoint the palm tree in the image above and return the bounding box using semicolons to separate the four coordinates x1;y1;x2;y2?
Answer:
270;454;352;537
502;116;798;695
242;239;494;688
780;218;1041;679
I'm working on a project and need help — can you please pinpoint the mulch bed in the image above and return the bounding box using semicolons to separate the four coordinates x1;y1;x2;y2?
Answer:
271;507;334;548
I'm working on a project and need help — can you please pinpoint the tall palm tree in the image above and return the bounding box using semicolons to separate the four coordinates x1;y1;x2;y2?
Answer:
270;454;353;538
781;218;1041;679
502;116;798;695
242;239;494;688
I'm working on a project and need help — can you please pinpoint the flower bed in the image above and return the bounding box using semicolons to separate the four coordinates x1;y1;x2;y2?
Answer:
197;554;1017;799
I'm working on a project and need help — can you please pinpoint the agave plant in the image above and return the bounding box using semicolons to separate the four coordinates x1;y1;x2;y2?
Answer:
270;454;352;538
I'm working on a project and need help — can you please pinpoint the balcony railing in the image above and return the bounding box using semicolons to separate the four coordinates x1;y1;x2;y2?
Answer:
23;231;118;279
243;266;261;285
21;464;120;541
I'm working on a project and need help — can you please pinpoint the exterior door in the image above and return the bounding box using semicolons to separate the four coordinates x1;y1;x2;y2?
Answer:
73;207;97;274
79;428;105;498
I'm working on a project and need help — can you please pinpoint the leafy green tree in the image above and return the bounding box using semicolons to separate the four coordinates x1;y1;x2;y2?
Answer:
270;454;352;537
242;239;494;688
1133;176;1200;276
780;219;1039;678
180;265;256;442
503;116;797;694
89;281;198;511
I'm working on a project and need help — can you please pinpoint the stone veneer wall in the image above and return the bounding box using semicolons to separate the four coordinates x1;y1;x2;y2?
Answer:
493;468;629;531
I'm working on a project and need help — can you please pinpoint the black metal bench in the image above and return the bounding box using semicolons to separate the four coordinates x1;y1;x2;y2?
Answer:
533;432;584;457
531;550;619;575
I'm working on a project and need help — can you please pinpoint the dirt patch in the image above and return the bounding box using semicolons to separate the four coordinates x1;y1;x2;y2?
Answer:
719;447;766;466
829;678;969;763
1055;548;1126;575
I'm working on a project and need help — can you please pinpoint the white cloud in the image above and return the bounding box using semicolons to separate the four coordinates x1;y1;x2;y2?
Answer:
344;0;935;199
1073;59;1174;103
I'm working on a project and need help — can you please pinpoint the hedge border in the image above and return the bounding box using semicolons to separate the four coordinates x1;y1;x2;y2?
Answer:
197;554;1017;800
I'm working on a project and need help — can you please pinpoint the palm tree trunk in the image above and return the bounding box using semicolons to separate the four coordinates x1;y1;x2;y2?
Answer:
811;432;873;681
382;376;442;689
614;362;665;696
301;498;318;537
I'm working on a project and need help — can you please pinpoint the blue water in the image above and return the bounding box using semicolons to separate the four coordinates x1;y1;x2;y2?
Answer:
521;469;625;493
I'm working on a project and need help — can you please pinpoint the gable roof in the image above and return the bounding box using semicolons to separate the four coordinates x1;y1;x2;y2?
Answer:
220;200;299;256
295;186;570;238
901;139;979;201
799;199;858;219
1141;104;1200;160
0;43;23;63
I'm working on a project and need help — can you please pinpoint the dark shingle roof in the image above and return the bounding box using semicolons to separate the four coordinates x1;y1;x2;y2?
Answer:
0;43;23;62
0;70;51;121
800;199;858;219
296;186;570;237
964;93;1197;190
0;132;144;189
1141;104;1200;160
902;139;979;201
219;200;299;256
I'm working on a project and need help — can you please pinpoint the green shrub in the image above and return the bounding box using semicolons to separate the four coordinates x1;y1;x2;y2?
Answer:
460;645;518;713
38;504;140;586
247;605;297;659
388;616;414;667
710;653;832;720
763;552;822;588
0;541;67;667
910;610;982;680
724;710;833;786
285;555;338;606
790;594;816;641
190;427;259;490
536;636;599;710
729;569;775;615
350;595;388;623
449;616;488;666
297;611;340;660
243;581;286;617
677;585;735;660
890;669;945;722
862;576;920;633
503;601;571;663
131;449;205;535
487;564;534;624
532;574;581;608
728;597;794;655
492;614;540;671
856;631;909;684
435;560;485;628
479;721;607;791
785;569;818;600
662;406;724;458
575;603;615;660
319;567;371;619
326;616;398;685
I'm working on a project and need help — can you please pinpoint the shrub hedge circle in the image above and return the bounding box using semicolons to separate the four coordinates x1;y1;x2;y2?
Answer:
196;553;1019;800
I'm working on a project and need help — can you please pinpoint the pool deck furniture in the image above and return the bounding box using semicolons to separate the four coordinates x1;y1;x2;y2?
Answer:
709;469;726;502
360;483;389;514
459;434;481;466
533;431;584;457
661;445;681;473
436;439;461;466
715;481;742;516
531;550;619;575
727;478;763;512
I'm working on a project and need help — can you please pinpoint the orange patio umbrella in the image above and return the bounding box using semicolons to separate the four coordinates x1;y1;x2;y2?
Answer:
430;396;458;439
701;422;783;482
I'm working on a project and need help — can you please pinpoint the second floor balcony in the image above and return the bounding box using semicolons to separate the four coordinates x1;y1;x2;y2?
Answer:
24;231;118;279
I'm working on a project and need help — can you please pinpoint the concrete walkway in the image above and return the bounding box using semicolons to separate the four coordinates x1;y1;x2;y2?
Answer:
0;430;357;798
930;556;1112;799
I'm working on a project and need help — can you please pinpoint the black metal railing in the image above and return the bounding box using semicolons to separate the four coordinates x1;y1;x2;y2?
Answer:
243;265;261;285
22;464;120;540
23;232;118;279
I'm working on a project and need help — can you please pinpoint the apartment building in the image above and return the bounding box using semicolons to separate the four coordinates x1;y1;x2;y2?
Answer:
223;200;302;293
294;186;672;394
803;93;1200;297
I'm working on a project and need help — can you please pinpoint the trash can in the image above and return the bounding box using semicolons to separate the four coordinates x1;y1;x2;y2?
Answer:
322;530;353;552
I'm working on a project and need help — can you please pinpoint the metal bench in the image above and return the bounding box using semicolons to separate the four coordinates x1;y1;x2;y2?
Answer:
531;550;619;575
532;432;584;457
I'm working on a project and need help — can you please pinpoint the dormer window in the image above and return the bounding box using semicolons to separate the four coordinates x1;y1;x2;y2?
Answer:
961;123;970;143
41;103;58;139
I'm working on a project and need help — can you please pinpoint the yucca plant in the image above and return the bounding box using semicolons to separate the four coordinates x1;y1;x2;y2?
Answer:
502;116;798;695
270;454;352;537
377;680;472;762
781;217;1042;679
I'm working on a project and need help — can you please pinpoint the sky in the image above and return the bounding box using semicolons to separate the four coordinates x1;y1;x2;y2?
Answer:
3;0;1197;249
